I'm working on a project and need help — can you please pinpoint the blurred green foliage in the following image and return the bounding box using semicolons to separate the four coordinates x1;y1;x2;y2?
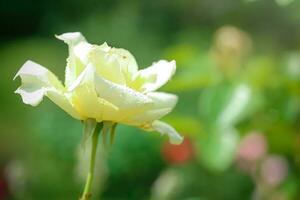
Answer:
1;0;300;199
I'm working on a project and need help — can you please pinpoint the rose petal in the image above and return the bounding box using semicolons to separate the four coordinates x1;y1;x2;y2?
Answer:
124;92;178;125
14;60;80;119
130;60;176;92
56;32;92;87
88;45;126;85
93;71;153;112
109;48;138;82
68;64;119;122
151;120;183;145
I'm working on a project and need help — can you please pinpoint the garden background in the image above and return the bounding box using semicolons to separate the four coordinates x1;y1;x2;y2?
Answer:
1;0;300;199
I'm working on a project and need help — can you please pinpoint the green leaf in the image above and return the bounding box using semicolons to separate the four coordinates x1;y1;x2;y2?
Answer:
199;83;252;127
216;84;251;127
198;127;239;172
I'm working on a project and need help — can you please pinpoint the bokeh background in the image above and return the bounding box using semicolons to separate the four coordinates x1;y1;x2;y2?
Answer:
1;0;300;199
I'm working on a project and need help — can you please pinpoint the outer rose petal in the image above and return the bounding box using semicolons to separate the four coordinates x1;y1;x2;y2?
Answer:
14;60;80;119
150;120;183;145
123;92;178;125
56;32;92;87
55;32;86;45
46;89;80;119
147;92;178;111
130;60;176;92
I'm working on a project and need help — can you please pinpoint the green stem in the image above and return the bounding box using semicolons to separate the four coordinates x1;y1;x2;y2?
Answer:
81;123;103;200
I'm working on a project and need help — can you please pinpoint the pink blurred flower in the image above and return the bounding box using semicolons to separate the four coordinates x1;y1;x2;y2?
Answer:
236;132;267;172
260;155;288;187
237;132;267;163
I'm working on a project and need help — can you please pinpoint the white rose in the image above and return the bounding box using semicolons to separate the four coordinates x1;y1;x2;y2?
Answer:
14;32;183;145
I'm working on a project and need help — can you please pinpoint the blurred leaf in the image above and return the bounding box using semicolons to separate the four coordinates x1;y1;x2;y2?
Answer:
197;83;253;171
275;0;294;6
284;52;300;95
285;52;300;81
216;84;252;127
199;83;253;127
198;127;239;172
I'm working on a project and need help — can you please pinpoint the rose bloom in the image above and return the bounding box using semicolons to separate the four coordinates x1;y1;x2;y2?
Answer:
14;32;183;144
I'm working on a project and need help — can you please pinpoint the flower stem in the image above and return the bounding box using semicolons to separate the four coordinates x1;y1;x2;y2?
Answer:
81;122;103;200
